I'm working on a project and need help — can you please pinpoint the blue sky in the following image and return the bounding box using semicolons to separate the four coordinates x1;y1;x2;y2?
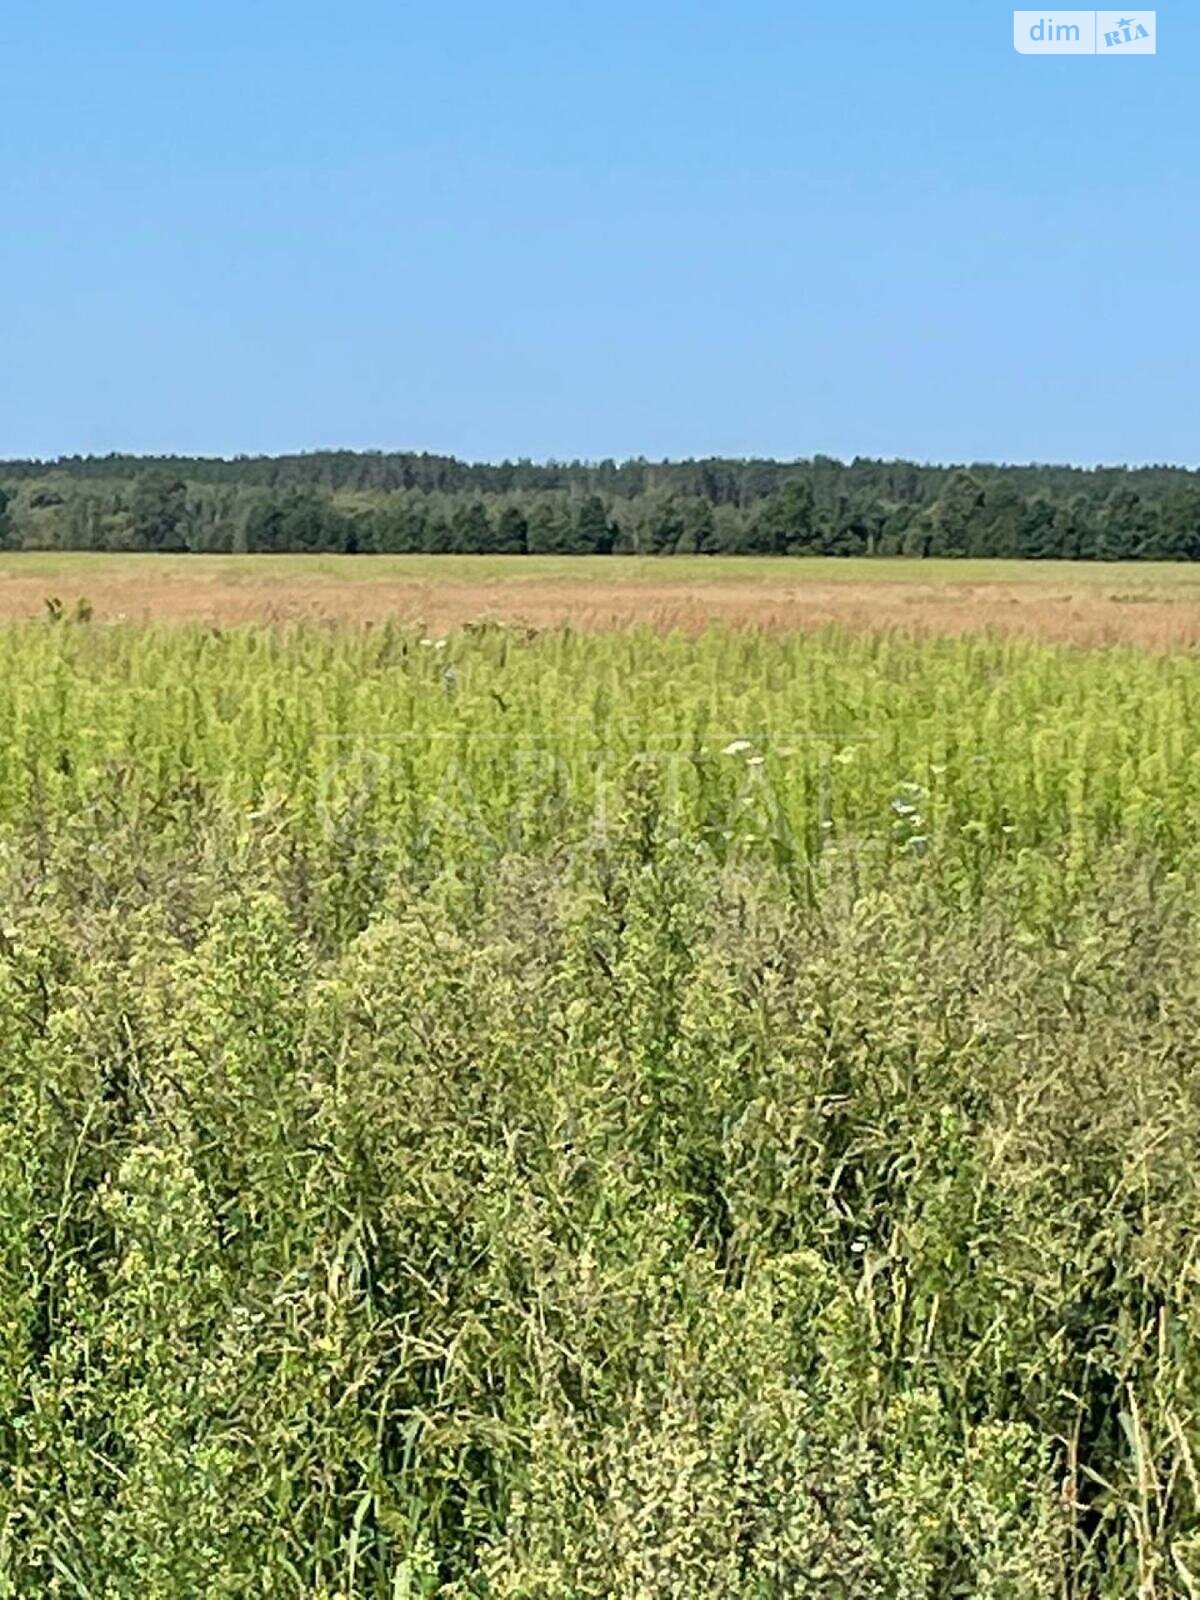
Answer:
2;2;1194;465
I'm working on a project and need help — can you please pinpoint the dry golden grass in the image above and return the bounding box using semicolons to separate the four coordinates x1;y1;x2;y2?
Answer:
4;553;1200;646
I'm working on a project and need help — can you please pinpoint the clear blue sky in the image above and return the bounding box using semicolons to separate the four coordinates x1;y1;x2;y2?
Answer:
2;3;1195;466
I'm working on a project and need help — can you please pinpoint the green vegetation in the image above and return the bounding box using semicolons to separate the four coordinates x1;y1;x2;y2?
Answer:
5;449;1200;558
11;548;1200;591
2;619;1200;1595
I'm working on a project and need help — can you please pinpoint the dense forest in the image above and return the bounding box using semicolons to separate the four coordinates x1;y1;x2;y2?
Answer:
3;450;1200;558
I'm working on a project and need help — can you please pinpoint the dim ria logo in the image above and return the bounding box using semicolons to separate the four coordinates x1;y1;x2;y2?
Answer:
1014;11;1156;53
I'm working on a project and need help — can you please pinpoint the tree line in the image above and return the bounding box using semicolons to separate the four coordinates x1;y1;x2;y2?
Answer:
3;452;1200;558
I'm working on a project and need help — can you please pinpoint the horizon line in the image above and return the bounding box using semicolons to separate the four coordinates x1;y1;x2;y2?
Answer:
4;448;1200;475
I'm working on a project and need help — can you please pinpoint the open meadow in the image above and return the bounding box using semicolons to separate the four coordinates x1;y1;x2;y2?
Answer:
8;0;1191;1586
6;552;1200;646
1;578;1200;1595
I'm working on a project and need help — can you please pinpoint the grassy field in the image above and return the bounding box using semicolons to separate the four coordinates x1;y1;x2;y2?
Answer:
2;614;1200;1595
4;552;1200;644
8;551;1200;586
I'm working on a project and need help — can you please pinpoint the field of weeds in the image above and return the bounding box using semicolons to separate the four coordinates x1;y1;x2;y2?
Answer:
1;619;1199;1595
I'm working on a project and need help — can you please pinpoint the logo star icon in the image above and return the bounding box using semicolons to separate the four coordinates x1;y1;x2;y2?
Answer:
1116;15;1135;25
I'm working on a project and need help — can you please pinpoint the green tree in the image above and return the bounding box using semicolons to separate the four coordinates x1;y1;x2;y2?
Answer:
981;483;1025;558
129;474;187;552
1017;496;1057;560
368;495;427;553
526;501;574;555
817;495;869;556
494;505;529;555
629;495;685;555
451;501;494;553
243;490;346;554
926;471;985;557
575;495;614;554
1085;488;1142;561
751;480;815;555
683;499;717;554
1153;489;1200;561
1051;495;1090;561
422;509;453;553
